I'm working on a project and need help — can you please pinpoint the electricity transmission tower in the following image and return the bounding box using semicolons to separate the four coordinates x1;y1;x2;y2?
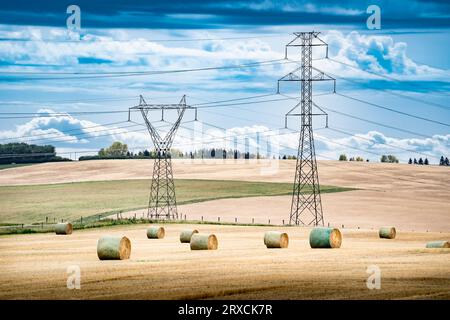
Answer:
128;95;196;220
278;31;335;226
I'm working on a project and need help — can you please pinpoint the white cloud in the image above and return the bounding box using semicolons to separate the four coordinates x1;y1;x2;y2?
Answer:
0;25;448;99
0;108;142;146
319;31;448;79
218;1;363;16
1;110;448;163
316;130;450;163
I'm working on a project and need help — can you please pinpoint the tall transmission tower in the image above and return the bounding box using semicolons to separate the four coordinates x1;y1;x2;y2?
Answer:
128;95;196;220
278;31;335;226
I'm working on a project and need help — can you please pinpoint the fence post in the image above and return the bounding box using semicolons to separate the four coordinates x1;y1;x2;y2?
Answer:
268;219;271;224
45;216;48;224
252;218;254;224
342;224;344;229
235;217;237;223
282;219;285;225
201;216;203;222
218;217;220;222
184;214;186;221
41;222;43;229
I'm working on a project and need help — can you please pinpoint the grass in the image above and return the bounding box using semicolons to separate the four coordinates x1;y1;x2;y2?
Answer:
0;178;353;224
0;163;34;170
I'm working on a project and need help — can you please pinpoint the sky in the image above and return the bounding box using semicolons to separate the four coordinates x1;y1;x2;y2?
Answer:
0;0;449;163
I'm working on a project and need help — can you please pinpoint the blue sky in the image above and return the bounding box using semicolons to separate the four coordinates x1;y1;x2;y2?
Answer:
0;0;449;163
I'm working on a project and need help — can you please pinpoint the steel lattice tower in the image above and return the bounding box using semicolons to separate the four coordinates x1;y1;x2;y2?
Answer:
129;95;194;220
278;31;335;226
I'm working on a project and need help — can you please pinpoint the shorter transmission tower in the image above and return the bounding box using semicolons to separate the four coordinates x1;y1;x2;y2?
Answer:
128;95;196;220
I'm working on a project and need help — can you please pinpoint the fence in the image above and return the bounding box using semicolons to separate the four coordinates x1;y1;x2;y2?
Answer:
0;213;441;235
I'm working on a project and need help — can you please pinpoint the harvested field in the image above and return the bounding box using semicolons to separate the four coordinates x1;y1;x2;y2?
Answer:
0;224;449;300
0;178;347;224
0;159;448;233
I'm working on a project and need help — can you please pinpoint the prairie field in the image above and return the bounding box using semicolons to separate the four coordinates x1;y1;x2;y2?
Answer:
0;178;348;224
0;159;449;300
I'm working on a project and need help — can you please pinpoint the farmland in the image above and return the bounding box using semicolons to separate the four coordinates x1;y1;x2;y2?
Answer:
0;159;449;300
0;178;349;224
0;224;449;299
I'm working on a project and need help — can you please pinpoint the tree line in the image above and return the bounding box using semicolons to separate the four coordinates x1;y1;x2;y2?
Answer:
407;156;449;166
0;143;71;165
78;142;264;161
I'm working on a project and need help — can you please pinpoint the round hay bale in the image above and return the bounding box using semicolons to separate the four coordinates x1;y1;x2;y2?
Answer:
55;222;73;235
190;234;218;250
379;226;396;239
426;241;450;248
97;236;131;260
146;226;165;239
309;227;342;248
180;229;199;243
264;231;289;248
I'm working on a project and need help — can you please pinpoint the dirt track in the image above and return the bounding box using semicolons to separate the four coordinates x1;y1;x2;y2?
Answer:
0;224;449;299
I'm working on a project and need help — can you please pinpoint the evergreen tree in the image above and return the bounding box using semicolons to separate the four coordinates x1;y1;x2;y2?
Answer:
408;158;412;164
424;158;429;165
418;157;423;165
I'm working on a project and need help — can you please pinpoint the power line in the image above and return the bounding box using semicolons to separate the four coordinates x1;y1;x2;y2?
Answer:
324;68;450;111
195;97;298;109
190;93;275;106
13;122;142;145
327;57;450;97
320;105;430;139
336;93;450;127
0;94;296;119
0;110;129;119
0;94;190;106
279;93;433;138
0;34;288;43
326;126;440;160
198;100;443;161
1;59;293;80
0;120;129;142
